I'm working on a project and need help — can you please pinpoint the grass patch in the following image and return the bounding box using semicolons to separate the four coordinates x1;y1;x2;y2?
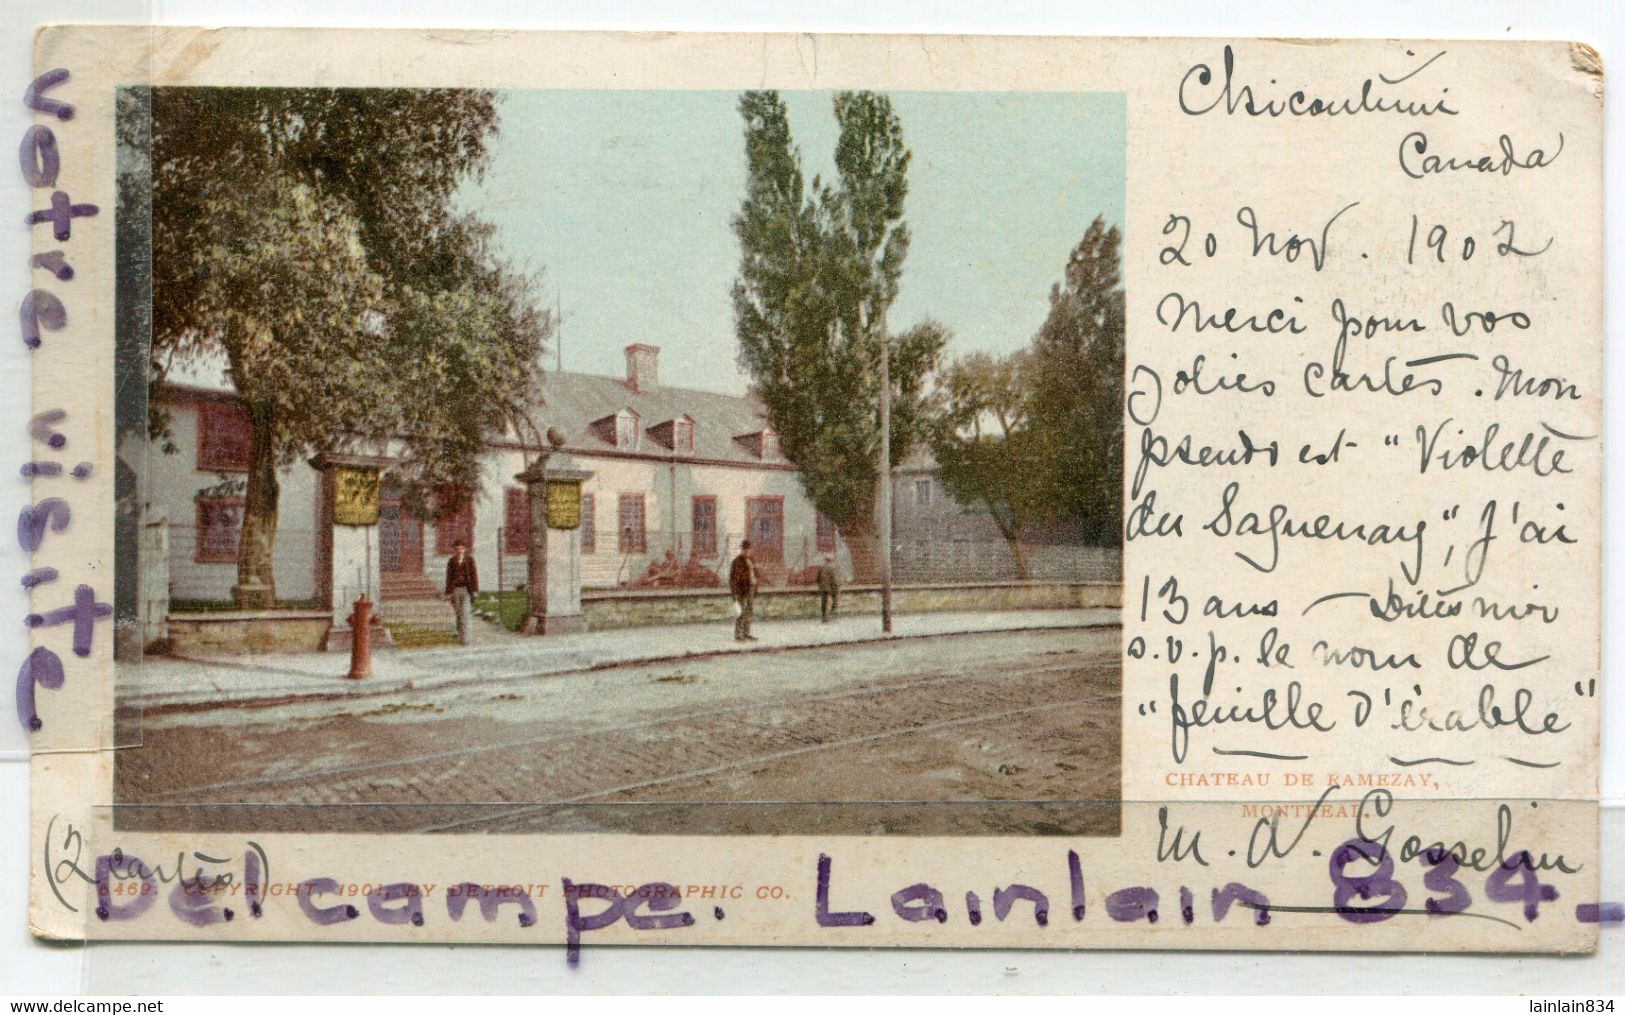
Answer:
383;622;461;650
171;598;322;614
475;590;529;632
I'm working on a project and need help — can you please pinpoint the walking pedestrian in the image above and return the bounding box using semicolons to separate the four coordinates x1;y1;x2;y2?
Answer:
729;539;758;642
444;540;479;646
816;554;840;623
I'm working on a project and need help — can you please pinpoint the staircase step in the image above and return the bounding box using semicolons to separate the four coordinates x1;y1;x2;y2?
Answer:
381;573;442;601
384;601;453;618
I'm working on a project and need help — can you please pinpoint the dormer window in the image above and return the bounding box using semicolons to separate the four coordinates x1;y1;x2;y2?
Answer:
733;427;780;460
592;407;642;449
647;415;695;453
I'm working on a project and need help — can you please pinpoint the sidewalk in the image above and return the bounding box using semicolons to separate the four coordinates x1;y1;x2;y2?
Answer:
124;607;1120;711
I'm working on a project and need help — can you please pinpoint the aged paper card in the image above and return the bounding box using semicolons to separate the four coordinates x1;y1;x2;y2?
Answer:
22;28;1604;956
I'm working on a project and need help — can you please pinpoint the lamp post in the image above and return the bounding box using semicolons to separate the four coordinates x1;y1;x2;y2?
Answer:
878;320;893;634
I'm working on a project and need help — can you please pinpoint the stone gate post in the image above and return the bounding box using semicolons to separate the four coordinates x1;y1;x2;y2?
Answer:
312;452;392;650
517;453;594;635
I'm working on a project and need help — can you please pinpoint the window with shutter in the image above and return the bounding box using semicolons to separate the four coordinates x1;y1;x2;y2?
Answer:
618;494;646;553
816;511;837;554
692;495;717;556
195;498;244;563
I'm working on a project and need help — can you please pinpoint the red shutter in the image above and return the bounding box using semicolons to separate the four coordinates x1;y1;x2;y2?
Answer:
434;485;475;555
504;488;530;554
197;401;252;472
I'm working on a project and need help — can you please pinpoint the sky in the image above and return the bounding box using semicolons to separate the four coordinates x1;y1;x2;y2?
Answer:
465;89;1125;395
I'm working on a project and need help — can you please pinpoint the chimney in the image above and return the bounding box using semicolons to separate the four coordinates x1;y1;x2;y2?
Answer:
625;343;659;393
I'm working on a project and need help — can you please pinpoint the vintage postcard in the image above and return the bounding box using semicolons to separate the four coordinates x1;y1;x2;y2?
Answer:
21;28;1604;956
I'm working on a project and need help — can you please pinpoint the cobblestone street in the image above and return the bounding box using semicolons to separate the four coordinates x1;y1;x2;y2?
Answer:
115;625;1120;836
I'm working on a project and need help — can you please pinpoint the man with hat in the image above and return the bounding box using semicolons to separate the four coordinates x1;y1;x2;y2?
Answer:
444;540;479;646
816;553;840;623
729;539;759;642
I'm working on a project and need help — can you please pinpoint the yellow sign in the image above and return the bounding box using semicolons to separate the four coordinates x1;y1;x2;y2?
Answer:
332;467;381;526
545;480;581;530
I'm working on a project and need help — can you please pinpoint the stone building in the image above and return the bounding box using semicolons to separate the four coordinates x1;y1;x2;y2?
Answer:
149;344;853;615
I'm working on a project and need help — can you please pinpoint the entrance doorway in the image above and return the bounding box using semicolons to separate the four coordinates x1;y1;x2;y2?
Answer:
379;501;424;574
379;492;434;600
745;496;784;565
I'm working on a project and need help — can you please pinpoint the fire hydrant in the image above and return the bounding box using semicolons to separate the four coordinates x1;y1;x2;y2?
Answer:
346;594;374;680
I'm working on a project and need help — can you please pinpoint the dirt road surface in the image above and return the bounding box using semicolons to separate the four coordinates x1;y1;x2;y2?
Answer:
115;626;1120;836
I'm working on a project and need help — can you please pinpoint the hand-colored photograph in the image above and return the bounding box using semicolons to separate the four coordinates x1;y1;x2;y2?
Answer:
111;86;1125;836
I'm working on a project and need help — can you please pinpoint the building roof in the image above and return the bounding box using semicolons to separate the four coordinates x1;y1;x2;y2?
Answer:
158;346;945;474
517;369;788;469
896;445;939;473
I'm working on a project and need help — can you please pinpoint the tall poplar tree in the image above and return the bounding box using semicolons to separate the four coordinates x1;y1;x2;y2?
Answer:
730;90;944;580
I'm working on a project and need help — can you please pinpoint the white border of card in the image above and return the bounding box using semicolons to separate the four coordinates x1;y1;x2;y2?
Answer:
23;27;1604;959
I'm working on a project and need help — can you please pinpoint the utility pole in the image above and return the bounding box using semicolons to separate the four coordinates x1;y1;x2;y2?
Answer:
878;320;893;633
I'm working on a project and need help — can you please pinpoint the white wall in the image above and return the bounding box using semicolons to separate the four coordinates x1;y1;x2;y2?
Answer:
577;455;831;587
146;399;321;604
475;448;843;590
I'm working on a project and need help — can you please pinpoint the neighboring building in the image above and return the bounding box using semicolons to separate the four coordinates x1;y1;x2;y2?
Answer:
151;344;853;609
892;450;1123;584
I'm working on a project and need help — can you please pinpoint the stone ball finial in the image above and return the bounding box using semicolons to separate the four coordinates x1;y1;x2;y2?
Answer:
546;426;567;449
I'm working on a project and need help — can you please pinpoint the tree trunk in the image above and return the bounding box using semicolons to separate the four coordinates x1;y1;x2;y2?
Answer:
1007;532;1031;581
232;405;280;609
839;511;882;585
985;498;1031;581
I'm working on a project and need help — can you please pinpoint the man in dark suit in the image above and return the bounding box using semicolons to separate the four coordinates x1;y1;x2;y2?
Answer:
729;539;758;642
444;540;479;645
816;554;840;623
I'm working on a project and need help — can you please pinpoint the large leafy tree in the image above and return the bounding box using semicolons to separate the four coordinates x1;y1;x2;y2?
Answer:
928;350;1051;579
1028;217;1125;544
731;90;944;581
124;87;548;607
